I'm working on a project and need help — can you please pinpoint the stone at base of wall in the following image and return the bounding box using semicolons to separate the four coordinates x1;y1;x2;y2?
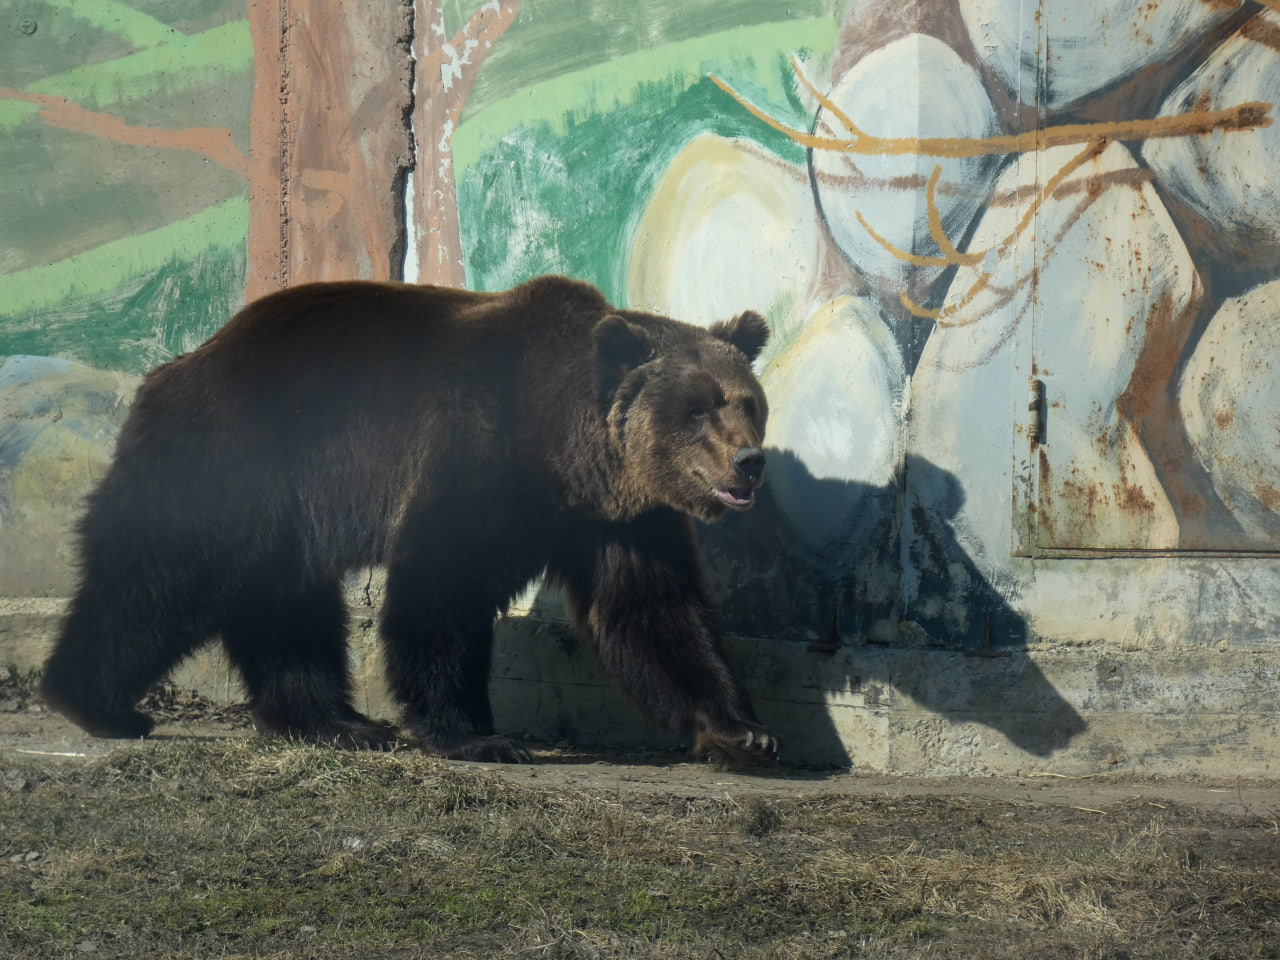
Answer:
2;603;1276;777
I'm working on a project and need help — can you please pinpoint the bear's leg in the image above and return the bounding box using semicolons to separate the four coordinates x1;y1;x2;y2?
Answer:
220;576;398;750
547;510;778;768
41;577;212;739
380;508;533;763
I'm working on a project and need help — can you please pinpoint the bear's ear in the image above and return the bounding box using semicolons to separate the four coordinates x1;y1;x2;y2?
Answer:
593;315;653;371
710;310;769;363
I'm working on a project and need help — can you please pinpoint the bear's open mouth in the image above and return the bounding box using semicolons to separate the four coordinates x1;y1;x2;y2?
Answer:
715;486;755;509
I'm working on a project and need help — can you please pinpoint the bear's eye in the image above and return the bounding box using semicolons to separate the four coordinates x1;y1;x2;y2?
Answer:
743;397;758;421
688;406;709;422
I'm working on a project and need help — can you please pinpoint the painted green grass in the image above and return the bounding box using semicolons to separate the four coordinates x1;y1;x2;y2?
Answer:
452;15;836;170
0;236;246;374
0;197;246;320
2;737;1279;959
459;67;814;301
35;0;182;50
454;13;830;301
2;3;830;364
0;19;252;129
448;0;836;114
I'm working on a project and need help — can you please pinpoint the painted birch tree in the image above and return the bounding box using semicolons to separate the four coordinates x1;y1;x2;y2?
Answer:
412;0;522;287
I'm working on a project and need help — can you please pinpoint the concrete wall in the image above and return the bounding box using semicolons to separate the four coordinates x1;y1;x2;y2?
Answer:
2;0;1279;775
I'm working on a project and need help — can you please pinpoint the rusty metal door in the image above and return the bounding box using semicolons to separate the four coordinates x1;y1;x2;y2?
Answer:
1012;2;1280;557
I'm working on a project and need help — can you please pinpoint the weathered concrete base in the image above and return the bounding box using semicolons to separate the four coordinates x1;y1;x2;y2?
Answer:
2;600;1277;777
484;617;1280;776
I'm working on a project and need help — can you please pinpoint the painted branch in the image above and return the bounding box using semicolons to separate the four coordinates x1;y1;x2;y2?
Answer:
710;73;1272;158
0;86;252;177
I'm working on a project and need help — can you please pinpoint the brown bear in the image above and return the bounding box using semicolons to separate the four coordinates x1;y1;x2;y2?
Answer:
40;275;778;766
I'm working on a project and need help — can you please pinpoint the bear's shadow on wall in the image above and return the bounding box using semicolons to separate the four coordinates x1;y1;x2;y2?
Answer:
696;449;1087;768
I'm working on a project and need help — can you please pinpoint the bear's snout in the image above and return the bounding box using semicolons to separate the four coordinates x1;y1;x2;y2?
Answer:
732;446;766;485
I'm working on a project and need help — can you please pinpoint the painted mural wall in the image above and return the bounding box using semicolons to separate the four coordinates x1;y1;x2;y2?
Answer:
0;0;252;592
436;0;1280;654
0;0;412;594
3;0;1280;763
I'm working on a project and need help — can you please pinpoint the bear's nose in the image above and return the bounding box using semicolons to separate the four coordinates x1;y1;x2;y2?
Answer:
732;446;766;484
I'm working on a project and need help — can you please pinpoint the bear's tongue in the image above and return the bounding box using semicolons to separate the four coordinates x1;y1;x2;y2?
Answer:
716;487;754;507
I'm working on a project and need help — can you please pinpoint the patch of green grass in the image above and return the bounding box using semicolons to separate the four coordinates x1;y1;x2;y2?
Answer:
2;740;1279;959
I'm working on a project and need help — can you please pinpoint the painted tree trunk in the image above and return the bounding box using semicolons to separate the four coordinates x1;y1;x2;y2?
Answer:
245;0;288;303
286;0;415;283
412;0;522;288
245;0;414;299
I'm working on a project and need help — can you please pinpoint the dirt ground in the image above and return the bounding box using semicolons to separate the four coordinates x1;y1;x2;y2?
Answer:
4;673;1280;959
3;675;1277;816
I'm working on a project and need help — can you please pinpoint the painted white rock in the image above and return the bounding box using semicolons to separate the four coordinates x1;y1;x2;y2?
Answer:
809;34;1001;312
910;141;1201;561
1143;11;1280;276
960;0;1243;112
627;133;819;339
760;296;906;555
1179;278;1280;542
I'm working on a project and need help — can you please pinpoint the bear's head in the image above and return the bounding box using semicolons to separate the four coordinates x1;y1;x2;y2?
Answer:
595;309;770;522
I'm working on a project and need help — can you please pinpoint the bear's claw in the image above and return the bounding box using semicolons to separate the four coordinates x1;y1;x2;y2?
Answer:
694;723;779;770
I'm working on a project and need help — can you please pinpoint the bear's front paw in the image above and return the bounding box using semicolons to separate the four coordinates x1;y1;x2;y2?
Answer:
253;712;401;751
694;723;779;770
417;733;533;764
65;706;156;740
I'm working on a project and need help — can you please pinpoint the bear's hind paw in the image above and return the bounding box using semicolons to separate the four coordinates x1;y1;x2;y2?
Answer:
329;717;402;751
254;712;401;751
694;724;779;770
418;733;533;764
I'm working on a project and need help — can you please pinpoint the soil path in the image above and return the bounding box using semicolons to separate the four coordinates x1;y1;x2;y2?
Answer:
4;690;1277;817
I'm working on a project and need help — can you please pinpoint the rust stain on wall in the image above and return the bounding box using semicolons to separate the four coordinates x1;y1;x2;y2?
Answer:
1242;9;1280;50
1036;448;1056;544
1113;476;1157;514
1060;475;1102;526
1256;482;1280;513
1115;287;1208;529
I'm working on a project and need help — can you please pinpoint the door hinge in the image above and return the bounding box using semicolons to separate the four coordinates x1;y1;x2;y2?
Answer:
1028;377;1046;446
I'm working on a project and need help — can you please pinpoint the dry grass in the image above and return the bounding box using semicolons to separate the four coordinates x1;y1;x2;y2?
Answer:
1;739;1278;959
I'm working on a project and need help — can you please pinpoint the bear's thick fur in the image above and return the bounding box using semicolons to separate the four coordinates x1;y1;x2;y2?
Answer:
40;276;777;765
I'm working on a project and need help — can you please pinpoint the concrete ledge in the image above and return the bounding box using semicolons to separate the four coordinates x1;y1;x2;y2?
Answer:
486;618;1280;776
3;603;1277;777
